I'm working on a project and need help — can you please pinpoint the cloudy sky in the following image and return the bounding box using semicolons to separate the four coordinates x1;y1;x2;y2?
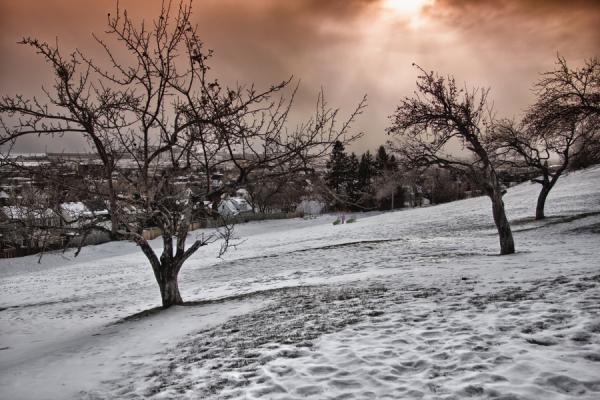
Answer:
1;0;599;153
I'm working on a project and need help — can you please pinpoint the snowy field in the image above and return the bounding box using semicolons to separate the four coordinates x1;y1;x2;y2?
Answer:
1;166;600;400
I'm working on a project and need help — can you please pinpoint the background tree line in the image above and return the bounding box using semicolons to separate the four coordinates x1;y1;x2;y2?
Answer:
325;142;401;211
324;141;473;212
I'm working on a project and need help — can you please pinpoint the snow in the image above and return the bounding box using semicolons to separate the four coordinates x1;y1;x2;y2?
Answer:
1;205;54;220
60;201;90;216
1;166;600;399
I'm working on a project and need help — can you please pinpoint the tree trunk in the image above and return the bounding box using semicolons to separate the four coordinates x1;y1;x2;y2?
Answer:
158;234;184;308
490;190;515;255
107;173;119;238
535;184;551;220
159;268;183;308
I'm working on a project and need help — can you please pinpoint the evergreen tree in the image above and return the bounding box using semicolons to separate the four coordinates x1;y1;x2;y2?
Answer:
389;154;399;171
358;151;375;188
325;141;349;194
326;141;356;209
375;145;390;174
357;151;376;209
346;152;361;208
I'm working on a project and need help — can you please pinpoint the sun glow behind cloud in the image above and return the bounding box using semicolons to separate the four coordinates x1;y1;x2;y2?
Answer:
1;0;598;153
381;0;434;28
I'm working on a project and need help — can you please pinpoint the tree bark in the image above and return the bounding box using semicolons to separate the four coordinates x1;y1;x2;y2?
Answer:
106;170;119;238
134;234;184;308
534;168;562;220
535;184;551;220
490;190;515;255
159;266;183;308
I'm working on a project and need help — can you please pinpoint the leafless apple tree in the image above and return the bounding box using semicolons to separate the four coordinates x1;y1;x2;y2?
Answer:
0;1;365;307
387;65;515;255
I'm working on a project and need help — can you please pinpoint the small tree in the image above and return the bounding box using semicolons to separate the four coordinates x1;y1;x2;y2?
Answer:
372;146;401;210
0;1;364;307
374;168;404;210
375;145;391;174
388;65;515;255
420;168;467;205
325;141;351;209
346;152;361;208
246;168;308;214
357;151;376;189
325;141;349;192
356;151;376;208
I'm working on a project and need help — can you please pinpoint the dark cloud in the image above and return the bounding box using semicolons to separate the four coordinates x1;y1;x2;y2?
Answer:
1;0;599;153
426;0;600;57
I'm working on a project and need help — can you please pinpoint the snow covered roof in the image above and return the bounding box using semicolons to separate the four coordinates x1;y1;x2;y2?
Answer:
61;202;108;219
61;202;89;214
1;206;55;220
218;197;253;216
229;198;248;207
15;161;51;167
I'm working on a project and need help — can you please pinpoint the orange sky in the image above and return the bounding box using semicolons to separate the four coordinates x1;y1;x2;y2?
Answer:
1;0;599;153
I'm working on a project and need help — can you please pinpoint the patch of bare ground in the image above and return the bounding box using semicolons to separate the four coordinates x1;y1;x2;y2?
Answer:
104;285;389;398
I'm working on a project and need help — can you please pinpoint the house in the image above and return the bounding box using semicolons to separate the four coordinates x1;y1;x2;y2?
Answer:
61;202;92;225
60;202;109;228
0;190;9;206
1;205;60;227
0;206;64;255
218;197;253;217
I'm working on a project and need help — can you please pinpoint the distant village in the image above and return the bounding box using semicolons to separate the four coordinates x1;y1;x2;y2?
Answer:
0;146;543;258
0;149;320;257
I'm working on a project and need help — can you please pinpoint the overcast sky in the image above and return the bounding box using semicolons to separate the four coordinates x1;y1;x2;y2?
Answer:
1;0;599;153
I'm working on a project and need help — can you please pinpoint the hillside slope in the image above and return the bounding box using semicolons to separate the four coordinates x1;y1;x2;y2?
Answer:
1;166;599;399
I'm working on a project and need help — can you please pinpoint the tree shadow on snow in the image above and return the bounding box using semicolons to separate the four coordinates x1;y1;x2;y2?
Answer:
113;285;322;324
511;211;600;233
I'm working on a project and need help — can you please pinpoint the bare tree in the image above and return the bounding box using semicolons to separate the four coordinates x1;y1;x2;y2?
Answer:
525;56;599;133
489;56;600;219
387;65;515;255
373;169;403;210
0;1;364;307
489;117;598;219
245;168;308;214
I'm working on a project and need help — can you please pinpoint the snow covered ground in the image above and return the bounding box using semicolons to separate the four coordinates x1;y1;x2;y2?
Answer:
1;166;599;400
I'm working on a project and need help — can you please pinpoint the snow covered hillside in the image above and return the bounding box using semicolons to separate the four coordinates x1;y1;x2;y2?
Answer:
1;166;599;400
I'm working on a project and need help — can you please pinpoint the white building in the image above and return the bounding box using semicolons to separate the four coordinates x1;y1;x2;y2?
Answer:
218;197;253;217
